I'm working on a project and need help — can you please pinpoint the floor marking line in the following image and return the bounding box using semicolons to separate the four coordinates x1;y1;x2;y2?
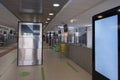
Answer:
20;72;30;77
66;62;79;72
11;58;17;64
41;67;46;80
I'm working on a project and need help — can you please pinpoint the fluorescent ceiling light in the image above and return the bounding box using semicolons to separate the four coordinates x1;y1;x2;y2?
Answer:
53;3;60;7
49;13;54;16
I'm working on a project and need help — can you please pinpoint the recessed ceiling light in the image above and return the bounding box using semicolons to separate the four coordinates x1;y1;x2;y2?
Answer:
98;15;103;18
70;19;77;23
47;18;50;20
53;3;60;7
49;13;54;16
70;19;74;23
45;21;48;24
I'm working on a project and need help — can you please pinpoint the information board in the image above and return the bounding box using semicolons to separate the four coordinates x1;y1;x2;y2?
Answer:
93;6;120;80
18;22;42;66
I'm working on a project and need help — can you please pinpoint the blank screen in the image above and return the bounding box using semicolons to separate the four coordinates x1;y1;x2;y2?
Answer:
95;15;118;80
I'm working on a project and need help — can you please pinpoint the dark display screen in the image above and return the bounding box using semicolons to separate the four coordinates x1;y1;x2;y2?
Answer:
21;24;40;35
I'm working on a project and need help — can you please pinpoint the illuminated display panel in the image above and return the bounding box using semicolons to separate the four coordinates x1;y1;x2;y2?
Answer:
18;22;42;66
95;15;118;80
93;6;120;80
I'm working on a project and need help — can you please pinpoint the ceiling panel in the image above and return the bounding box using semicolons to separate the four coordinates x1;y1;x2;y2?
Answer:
45;0;107;31
20;0;43;13
0;0;69;27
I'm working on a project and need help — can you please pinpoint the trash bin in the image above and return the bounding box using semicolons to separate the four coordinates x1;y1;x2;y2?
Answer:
54;43;61;52
60;44;66;53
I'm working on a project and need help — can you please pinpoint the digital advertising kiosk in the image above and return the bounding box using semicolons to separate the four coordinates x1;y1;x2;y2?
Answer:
18;22;43;66
93;6;120;80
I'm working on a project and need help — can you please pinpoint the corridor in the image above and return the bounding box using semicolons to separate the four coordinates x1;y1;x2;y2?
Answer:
16;42;91;80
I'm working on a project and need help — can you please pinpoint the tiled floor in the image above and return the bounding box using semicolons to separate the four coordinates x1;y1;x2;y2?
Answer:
17;66;42;80
17;42;92;80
